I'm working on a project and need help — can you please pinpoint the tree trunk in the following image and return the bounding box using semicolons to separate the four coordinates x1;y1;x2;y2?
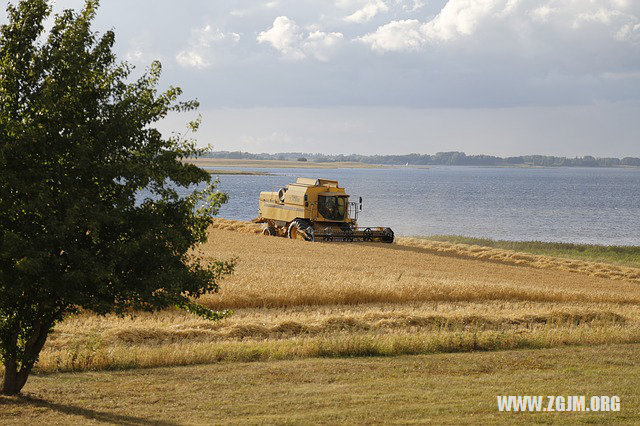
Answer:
16;321;50;392
1;318;52;395
1;357;19;395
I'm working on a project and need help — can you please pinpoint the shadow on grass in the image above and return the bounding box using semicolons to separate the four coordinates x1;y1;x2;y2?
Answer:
1;394;179;426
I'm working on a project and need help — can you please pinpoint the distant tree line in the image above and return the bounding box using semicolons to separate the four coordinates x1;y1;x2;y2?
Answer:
203;151;640;167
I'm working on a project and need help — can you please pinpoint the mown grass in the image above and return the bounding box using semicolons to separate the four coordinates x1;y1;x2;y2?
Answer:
424;235;640;268
3;344;639;424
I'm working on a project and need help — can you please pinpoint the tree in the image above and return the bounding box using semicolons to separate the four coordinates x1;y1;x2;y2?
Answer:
0;0;234;395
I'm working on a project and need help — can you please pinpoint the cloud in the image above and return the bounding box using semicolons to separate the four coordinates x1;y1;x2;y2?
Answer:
359;0;503;51
343;0;389;23
176;25;240;68
360;0;640;51
422;0;501;42
616;22;640;42
302;31;345;61
396;0;425;13
123;33;165;65
530;6;555;23
257;16;343;61
257;16;306;60
359;19;425;51
66;0;640;115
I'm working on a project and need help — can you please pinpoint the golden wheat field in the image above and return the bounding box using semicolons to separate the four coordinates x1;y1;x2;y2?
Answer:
30;219;640;374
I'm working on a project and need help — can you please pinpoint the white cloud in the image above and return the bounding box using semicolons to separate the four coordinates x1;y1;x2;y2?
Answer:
176;50;209;69
611;0;631;9
257;16;306;60
616;22;640;42
360;0;640;51
124;33;164;65
302;31;345;61
176;25;240;68
359;20;425;51
498;0;520;17
359;0;505;51
258;16;343;61
531;6;554;23
571;5;640;41
422;0;502;42
574;8;624;27
396;0;424;13
343;0;389;23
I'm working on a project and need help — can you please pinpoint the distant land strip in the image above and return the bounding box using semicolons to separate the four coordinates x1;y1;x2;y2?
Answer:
205;169;274;176
187;158;384;169
202;151;640;168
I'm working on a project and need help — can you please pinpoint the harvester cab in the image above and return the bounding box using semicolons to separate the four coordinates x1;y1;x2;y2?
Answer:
255;178;394;243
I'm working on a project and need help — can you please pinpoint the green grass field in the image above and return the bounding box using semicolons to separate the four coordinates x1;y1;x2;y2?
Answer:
424;235;640;268
2;344;638;424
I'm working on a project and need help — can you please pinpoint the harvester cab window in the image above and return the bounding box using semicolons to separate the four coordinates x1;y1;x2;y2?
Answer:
318;195;347;220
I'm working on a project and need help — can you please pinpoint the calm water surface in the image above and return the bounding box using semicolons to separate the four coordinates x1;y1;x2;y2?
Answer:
199;166;640;245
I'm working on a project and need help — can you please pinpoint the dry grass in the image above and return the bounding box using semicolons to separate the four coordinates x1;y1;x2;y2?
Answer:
5;220;639;424
4;344;639;424
397;237;640;284
211;219;640;286
16;221;638;374
424;235;640;268
209;218;263;234
34;300;639;373
199;222;640;310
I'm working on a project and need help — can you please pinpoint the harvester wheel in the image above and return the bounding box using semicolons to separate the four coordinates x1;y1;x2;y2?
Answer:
262;225;277;236
381;227;395;243
288;219;314;242
363;228;373;242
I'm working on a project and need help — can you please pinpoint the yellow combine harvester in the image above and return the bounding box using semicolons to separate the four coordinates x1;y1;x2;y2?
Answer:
255;178;394;243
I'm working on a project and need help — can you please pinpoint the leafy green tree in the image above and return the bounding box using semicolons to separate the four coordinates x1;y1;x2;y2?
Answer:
0;0;234;395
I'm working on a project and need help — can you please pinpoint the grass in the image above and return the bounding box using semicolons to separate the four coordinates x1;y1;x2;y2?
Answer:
3;344;639;424
3;221;640;423
424;235;640;268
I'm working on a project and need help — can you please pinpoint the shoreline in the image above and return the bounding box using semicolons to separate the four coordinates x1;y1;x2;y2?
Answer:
187;158;388;169
206;169;274;176
187;158;640;170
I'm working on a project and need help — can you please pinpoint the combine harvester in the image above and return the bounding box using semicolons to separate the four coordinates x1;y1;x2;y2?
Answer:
255;178;394;243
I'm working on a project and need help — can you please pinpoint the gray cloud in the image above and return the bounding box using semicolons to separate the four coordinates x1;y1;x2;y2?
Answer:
2;0;639;155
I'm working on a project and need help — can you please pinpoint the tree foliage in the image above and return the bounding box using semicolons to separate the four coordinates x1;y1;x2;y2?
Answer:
0;0;233;394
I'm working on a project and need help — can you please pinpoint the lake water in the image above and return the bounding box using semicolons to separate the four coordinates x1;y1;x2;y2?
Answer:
200;166;640;245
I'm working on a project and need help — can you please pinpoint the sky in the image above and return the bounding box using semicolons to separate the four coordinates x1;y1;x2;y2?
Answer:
3;0;640;156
